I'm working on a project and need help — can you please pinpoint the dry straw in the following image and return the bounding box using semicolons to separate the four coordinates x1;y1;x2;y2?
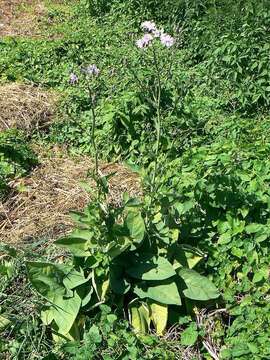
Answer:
0;146;141;245
0;83;58;133
0;0;47;37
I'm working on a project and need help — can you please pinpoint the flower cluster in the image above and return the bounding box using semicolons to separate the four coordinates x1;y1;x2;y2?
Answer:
83;64;100;76
69;64;100;85
136;21;175;49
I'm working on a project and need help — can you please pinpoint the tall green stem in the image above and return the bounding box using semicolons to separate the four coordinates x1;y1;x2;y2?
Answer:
88;85;98;176
151;48;162;193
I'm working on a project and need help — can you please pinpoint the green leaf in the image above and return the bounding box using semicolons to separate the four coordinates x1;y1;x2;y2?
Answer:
125;210;145;243
26;262;66;300
63;268;90;290
0;315;11;331
128;300;150;334
134;280;181;305
178;269;219;301
149;301;168;335
181;323;198;346
47;293;81;335
126;255;176;281
110;264;130;295
245;223;264;234
88;324;102;344
54;236;91;257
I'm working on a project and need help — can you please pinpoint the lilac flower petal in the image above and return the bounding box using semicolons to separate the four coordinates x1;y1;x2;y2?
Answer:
141;21;156;32
83;64;100;76
69;73;78;84
160;33;175;48
136;33;153;49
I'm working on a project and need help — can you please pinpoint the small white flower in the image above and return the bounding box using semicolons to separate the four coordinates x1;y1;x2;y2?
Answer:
160;33;175;48
136;33;153;49
141;21;157;32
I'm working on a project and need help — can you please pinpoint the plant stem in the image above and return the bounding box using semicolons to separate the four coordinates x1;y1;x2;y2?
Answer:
88;85;99;176
151;48;162;193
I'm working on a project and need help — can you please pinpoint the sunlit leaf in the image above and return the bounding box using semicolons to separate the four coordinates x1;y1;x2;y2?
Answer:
126;255;176;281
149;301;168;335
134;280;181;305
178;268;219;301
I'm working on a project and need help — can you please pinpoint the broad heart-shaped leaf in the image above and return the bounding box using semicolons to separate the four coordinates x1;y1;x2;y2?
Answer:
63;268;90;290
178;268;219;301
149;301;168;335
26;262;67;300
126;255;176;281
125;210;145;244
134;280;181;306
54;235;91;257
42;292;81;335
128;300;150;335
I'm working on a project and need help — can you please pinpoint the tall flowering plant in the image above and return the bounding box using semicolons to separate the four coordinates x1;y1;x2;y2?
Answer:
70;64;100;177
134;21;175;193
26;22;219;341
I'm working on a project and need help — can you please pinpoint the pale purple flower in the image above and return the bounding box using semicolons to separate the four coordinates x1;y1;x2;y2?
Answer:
69;73;78;85
141;21;156;33
160;33;175;48
153;28;164;38
136;33;153;49
83;64;100;76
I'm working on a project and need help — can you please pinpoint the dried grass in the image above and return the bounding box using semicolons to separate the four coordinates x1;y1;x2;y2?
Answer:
0;83;58;133
0;0;46;37
0;146;141;245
